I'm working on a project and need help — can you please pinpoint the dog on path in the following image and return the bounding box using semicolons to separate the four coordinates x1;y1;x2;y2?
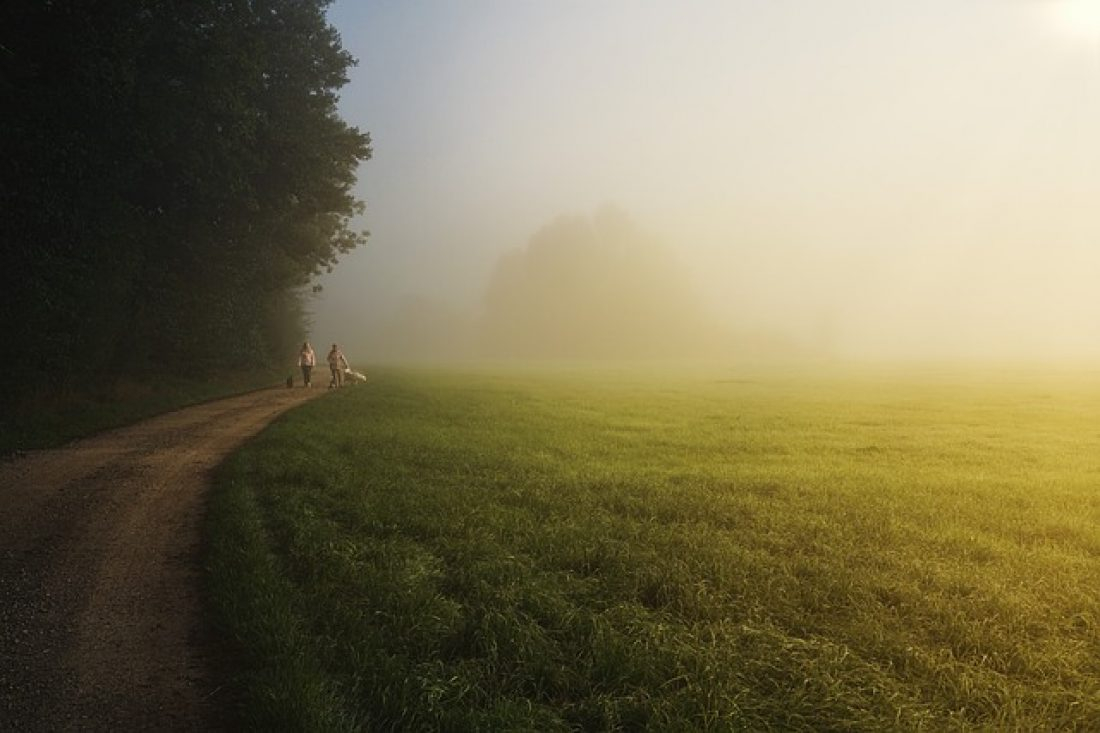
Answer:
343;368;367;385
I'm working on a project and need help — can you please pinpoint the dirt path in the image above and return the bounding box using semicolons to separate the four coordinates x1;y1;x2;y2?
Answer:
0;385;325;731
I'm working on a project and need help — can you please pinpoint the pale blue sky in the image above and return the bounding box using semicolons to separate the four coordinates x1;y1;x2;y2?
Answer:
315;1;1100;361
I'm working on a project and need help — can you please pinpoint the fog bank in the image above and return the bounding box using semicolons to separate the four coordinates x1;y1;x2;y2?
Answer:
313;1;1100;366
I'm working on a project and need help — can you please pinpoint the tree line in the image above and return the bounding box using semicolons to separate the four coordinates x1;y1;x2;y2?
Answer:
0;0;370;406
362;208;734;362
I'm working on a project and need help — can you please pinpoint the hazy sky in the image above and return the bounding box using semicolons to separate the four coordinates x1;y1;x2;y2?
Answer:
315;0;1100;362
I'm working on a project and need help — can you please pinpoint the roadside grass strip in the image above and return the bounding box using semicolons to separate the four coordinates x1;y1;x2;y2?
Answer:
1;369;282;455
206;366;1100;730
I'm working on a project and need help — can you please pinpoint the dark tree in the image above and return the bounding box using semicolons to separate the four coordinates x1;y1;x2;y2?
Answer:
0;0;370;403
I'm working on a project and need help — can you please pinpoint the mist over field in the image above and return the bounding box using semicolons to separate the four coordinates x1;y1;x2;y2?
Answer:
311;1;1100;366
345;208;1100;364
372;208;735;361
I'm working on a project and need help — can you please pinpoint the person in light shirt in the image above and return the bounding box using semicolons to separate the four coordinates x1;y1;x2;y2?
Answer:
327;343;349;388
298;341;316;387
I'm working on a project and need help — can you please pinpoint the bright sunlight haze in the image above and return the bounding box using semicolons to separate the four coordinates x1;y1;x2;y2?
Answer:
315;1;1100;364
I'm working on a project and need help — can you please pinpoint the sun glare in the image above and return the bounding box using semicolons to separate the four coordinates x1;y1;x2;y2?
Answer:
1048;0;1100;42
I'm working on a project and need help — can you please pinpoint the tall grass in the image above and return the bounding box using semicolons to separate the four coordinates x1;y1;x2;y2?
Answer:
207;365;1100;730
0;369;282;456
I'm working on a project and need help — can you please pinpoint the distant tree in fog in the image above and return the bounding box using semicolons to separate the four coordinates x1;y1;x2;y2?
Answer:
481;207;723;359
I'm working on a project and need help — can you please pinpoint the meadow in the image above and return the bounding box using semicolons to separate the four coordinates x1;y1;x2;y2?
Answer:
206;365;1100;731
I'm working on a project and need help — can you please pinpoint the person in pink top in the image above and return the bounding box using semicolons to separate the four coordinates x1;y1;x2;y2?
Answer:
298;341;316;387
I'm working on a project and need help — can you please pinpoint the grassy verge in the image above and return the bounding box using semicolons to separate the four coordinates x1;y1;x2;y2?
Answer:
0;369;283;456
207;365;1100;730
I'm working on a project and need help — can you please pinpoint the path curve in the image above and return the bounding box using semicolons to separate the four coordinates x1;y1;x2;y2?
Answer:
0;385;325;731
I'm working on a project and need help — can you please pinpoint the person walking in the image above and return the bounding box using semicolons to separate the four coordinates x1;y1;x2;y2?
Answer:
327;343;349;388
298;341;316;387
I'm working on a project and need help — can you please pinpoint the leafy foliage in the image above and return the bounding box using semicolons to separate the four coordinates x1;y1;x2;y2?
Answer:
0;0;369;403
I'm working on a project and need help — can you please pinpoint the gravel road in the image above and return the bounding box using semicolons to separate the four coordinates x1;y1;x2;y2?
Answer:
0;385;324;731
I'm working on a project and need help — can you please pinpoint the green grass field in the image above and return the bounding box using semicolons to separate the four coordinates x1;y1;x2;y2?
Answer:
206;365;1100;731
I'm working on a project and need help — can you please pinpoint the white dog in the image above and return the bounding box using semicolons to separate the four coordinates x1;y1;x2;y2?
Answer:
343;368;368;385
